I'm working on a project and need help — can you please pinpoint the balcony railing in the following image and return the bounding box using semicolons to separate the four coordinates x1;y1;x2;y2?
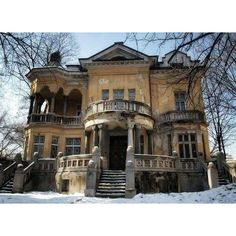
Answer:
158;110;205;124
85;99;151;117
28;113;82;126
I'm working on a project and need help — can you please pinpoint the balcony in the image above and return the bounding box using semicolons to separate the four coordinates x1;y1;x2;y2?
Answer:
85;99;152;118
28;113;82;126
158;110;205;124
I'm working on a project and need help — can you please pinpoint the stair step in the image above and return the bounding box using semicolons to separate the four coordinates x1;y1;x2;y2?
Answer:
95;192;125;198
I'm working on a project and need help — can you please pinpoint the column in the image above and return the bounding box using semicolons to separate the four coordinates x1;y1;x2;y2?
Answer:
92;125;99;147
63;95;68;116
128;122;135;147
84;131;90;154
147;130;153;154
33;93;39;113
27;95;35;123
50;93;55;113
98;124;105;156
135;125;141;154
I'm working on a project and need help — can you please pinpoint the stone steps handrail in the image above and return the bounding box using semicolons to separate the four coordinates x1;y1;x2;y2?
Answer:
85;99;151;117
2;162;17;184
23;161;35;184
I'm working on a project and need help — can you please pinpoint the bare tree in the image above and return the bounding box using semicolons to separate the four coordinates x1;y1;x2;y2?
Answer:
125;33;236;155
0;32;79;92
0;112;24;158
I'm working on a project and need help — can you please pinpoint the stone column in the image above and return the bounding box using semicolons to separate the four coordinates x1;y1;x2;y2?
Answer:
27;95;35;123
92;125;99;147
135;125;141;154
50;93;55;113
63;95;68;116
147;130;153;154
207;162;219;189
84;131;90;154
128;122;135;147
12;164;25;193
33;93;39;113
98;124;105;155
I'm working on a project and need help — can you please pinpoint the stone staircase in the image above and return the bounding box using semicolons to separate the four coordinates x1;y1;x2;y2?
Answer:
218;175;230;186
95;170;126;198
0;177;14;193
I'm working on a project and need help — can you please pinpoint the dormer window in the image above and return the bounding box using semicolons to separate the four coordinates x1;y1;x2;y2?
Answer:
175;91;186;111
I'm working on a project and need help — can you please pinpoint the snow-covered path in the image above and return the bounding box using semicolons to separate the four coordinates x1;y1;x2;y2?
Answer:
1;183;236;203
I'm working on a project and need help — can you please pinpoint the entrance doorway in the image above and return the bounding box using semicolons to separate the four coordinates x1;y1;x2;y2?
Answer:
109;136;127;170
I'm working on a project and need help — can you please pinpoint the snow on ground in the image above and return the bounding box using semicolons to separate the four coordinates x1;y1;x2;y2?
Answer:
1;184;236;203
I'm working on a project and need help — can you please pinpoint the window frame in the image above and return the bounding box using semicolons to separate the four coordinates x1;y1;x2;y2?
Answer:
178;133;198;159
128;89;136;101
102;89;109;100
65;138;81;156
175;91;186;111
113;89;124;100
33;135;45;157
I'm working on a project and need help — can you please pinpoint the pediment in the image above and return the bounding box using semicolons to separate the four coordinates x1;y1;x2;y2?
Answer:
79;42;155;66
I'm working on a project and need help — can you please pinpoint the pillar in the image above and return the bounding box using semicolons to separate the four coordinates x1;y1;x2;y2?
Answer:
33;93;39;113
50;93;55;113
147;130;153;154
63;95;68;116
27;95;35;123
98;124;105;155
84;131;90;154
135;125;141;154
128;122;135;147
92;125;99;147
207;162;219;189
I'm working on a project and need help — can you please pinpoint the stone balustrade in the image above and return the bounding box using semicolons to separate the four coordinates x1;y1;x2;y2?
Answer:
134;154;176;172
85;99;152;118
158;110;205;124
179;158;201;172
38;158;57;172
28;113;82;126
58;154;92;171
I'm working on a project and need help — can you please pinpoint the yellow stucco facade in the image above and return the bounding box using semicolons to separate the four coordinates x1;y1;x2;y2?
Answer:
24;42;210;170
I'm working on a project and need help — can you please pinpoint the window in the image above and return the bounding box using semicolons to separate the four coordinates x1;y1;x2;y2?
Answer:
113;89;124;100
33;135;45;157
140;135;144;154
178;133;197;158
102;89;109;100
175;91;186;111
167;134;172;156
65;138;81;156
51;136;59;158
128;89;136;101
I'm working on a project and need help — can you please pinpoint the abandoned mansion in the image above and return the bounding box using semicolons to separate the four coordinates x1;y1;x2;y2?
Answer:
1;42;236;197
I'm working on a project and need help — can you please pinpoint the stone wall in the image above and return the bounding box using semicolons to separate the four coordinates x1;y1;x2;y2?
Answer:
135;172;178;193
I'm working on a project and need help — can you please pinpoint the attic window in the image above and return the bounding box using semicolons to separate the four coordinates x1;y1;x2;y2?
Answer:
110;56;127;61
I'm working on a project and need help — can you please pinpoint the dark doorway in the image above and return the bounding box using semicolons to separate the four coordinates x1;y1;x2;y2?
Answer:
109;136;127;170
